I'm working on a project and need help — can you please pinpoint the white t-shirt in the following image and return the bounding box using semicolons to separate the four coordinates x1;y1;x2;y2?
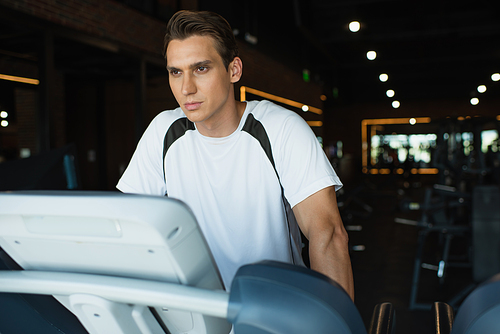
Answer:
117;100;342;288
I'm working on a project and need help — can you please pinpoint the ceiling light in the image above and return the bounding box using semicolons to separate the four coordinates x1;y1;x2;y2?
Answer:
386;89;395;98
366;51;377;60
477;85;487;93
244;32;258;45
0;111;7;118
392;100;400;108
302;105;309;112
409;118;416;125
470;97;479;105
492;73;500;82
379;73;388;82
349;21;360;32
1;120;8;127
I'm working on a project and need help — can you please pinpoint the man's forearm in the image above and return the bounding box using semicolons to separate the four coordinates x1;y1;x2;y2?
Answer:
292;186;354;300
309;229;355;301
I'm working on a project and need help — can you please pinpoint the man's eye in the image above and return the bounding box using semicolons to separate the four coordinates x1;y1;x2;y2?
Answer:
169;70;180;76
197;66;208;73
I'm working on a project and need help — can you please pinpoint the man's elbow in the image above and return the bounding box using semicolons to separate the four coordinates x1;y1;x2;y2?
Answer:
334;225;349;246
312;224;349;253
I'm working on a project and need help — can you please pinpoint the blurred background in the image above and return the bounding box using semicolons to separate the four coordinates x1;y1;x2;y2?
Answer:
1;1;499;332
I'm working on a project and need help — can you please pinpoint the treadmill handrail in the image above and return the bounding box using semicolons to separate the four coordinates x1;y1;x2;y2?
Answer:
0;270;229;319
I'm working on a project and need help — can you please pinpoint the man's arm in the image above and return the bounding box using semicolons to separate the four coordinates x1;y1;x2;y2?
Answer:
292;186;354;300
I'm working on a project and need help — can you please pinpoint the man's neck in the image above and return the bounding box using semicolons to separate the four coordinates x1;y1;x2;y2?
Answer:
196;100;247;138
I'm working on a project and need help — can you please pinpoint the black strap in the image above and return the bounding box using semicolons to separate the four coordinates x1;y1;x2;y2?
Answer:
162;117;195;185
242;113;297;265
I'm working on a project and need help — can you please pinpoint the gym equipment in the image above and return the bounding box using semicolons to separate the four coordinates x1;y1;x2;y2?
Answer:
0;191;230;334
403;184;500;310
395;116;500;310
432;302;454;334
432;273;500;334
395;184;472;310
471;185;500;283
0;191;395;334
444;185;500;307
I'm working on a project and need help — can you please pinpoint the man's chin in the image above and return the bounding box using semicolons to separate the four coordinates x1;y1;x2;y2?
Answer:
182;110;204;124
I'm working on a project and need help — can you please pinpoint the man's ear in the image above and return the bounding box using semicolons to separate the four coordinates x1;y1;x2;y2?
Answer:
229;57;243;83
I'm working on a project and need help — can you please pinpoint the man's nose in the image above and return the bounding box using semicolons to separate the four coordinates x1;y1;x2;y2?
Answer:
181;74;196;96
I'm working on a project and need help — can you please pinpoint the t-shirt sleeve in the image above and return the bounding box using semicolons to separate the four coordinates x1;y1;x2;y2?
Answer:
276;113;342;208
116;115;167;196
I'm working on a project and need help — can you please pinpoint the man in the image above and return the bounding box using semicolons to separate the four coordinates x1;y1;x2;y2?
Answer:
117;10;354;300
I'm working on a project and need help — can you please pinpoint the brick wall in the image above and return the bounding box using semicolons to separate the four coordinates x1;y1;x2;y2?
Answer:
0;0;165;56
0;58;38;79
15;87;38;154
104;79;136;190
50;70;66;148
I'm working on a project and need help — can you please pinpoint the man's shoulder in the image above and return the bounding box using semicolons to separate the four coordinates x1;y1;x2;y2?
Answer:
147;107;189;133
153;107;186;125
248;100;301;123
139;107;188;142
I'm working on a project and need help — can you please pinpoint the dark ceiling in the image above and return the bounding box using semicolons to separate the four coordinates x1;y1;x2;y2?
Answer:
220;0;500;105
1;0;499;107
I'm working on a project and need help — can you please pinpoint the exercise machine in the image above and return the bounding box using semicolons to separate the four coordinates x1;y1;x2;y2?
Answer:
0;191;395;334
432;273;500;334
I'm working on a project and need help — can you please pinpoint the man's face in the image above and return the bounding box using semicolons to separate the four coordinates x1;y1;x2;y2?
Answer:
166;35;238;129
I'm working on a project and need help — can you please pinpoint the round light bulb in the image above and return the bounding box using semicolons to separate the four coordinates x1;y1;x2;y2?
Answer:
492;73;500;82
379;73;388;82
366;51;377;60
392;100;400;109
386;89;395;98
349;21;360;32
477;85;487;93
470;97;479;105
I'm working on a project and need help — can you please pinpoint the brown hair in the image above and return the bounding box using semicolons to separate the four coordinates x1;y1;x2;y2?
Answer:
163;10;239;70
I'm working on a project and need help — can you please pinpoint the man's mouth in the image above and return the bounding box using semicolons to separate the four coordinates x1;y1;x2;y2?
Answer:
184;102;202;111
